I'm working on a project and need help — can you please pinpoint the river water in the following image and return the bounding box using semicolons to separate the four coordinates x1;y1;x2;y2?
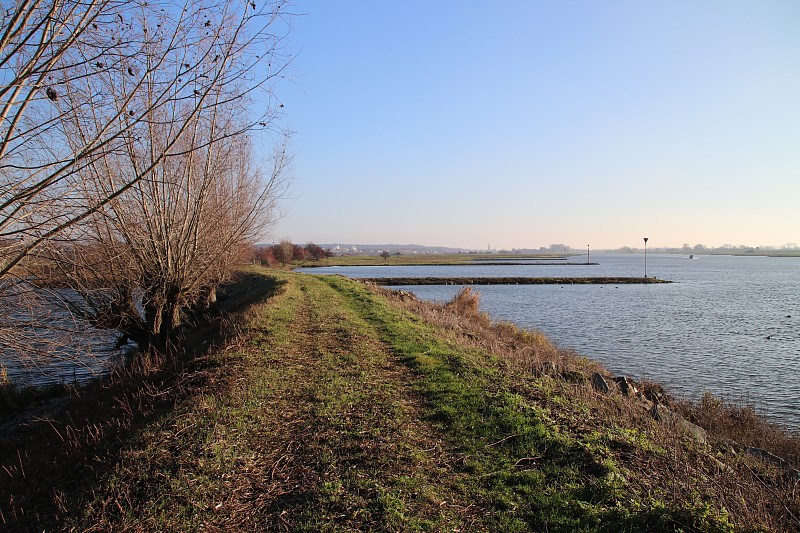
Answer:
0;289;125;388
299;254;800;429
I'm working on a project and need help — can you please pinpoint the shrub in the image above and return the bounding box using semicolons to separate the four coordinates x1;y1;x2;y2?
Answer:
305;243;326;261
254;246;278;267
292;244;306;261
445;287;481;317
272;239;294;265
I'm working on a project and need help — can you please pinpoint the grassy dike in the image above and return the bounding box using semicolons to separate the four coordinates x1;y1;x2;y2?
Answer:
1;268;798;531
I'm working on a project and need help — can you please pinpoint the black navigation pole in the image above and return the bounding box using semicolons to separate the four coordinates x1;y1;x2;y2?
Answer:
643;237;649;277
587;244;590;265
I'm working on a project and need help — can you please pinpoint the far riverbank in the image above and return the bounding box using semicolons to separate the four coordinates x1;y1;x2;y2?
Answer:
360;276;670;286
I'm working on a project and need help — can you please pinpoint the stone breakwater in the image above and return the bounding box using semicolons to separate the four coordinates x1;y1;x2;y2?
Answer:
360;277;671;286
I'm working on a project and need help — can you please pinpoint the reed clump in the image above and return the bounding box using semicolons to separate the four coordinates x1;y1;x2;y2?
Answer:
444;286;482;317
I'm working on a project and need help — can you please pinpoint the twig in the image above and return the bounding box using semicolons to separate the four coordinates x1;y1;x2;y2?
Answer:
513;457;539;468
32;416;65;443
485;434;518;448
16;450;25;479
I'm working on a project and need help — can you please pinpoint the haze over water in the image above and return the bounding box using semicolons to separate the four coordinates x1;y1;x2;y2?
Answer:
301;254;800;430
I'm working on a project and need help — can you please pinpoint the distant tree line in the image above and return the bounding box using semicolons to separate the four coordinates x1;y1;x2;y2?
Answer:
253;240;332;266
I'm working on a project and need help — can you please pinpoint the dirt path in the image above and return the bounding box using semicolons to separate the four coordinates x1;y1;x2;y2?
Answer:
203;273;478;530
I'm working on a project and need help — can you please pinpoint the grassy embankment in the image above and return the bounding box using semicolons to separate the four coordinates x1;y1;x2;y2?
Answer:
1;268;799;531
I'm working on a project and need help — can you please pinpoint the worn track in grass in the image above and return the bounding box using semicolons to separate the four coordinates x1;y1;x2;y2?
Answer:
221;272;477;530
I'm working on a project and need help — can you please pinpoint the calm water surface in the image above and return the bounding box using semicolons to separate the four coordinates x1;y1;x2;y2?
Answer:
1;290;125;388
300;254;800;429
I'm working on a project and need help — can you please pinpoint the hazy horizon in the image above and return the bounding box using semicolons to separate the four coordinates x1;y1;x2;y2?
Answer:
270;1;799;250
262;240;799;253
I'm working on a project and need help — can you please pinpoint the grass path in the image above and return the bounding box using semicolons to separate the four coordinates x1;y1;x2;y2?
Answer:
63;271;478;531
230;272;476;530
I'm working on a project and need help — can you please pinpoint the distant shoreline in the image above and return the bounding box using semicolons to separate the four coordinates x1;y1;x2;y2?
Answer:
301;261;599;268
360;276;671;286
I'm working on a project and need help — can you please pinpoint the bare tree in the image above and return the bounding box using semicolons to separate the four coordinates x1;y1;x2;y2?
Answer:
1;0;292;369
1;0;290;277
45;108;289;355
271;238;293;265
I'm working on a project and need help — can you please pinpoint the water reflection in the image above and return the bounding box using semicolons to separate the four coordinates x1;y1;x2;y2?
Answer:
0;284;127;388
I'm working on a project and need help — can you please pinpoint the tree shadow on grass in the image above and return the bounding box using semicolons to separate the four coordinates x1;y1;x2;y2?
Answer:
0;271;285;531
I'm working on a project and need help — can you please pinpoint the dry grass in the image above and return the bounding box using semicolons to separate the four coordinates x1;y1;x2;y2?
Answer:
387;285;603;379
677;392;800;469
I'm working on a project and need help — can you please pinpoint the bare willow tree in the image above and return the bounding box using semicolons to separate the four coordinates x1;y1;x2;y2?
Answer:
1;0;289;274
45;107;288;354
1;0;291;369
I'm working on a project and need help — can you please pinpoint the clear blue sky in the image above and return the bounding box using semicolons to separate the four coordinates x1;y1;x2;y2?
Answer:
268;1;800;250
